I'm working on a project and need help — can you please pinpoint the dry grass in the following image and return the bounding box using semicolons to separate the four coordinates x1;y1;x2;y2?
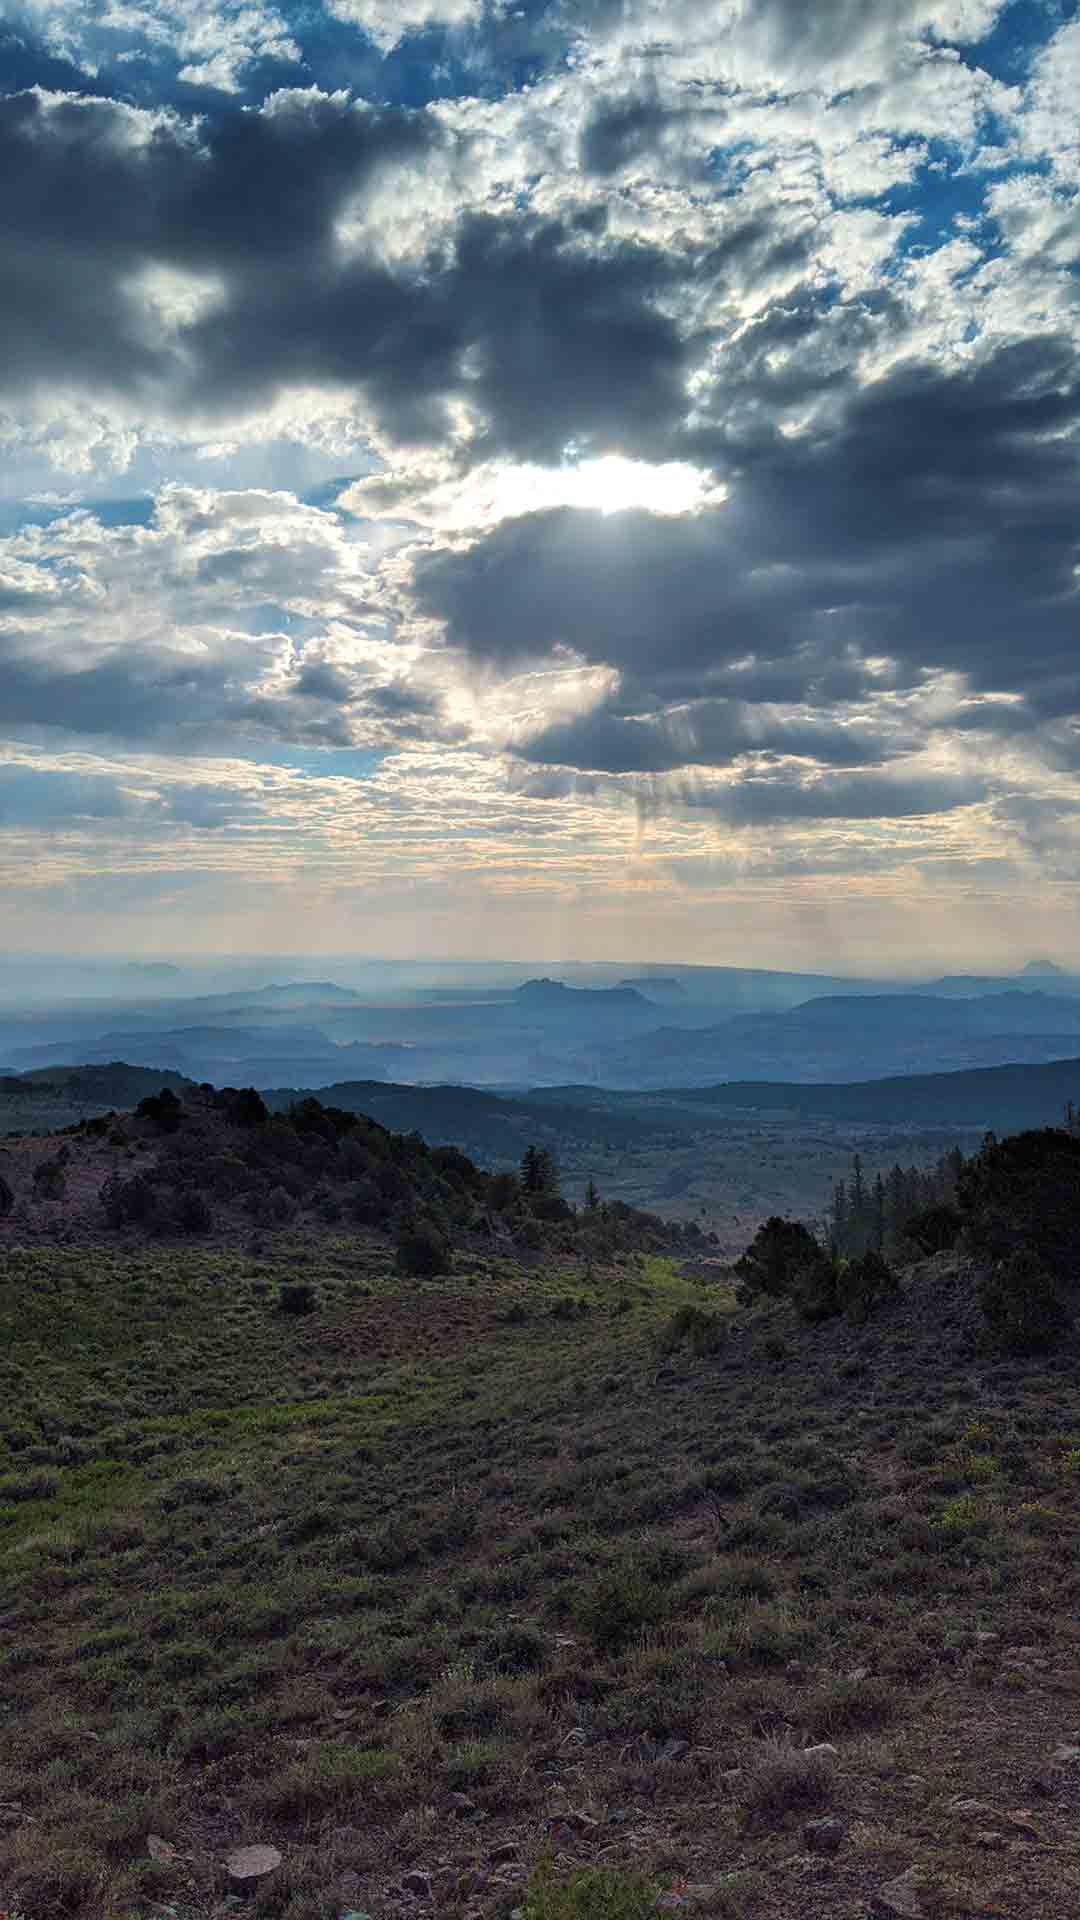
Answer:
2;1221;1080;1920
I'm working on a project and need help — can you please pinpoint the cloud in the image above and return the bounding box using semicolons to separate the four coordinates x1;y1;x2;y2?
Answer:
515;698;897;775
0;484;441;751
414;333;1080;724
8;0;301;94
1;0;1079;959
677;767;987;823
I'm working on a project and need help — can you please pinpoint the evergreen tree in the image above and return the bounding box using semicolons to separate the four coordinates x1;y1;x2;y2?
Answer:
520;1144;560;1195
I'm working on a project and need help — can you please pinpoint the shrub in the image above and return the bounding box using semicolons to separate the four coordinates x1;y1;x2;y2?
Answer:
396;1223;451;1277
904;1203;962;1254
100;1169;158;1228
792;1253;841;1322
175;1187;213;1234
33;1148;69;1201
575;1558;667;1654
521;1862;657;1920
978;1248;1070;1355
136;1088;181;1133
837;1249;899;1320
268;1185;295;1224
350;1178;387;1226
228;1087;268;1128
803;1676;895;1737
0;1467;59;1503
488;1170;520;1211
735;1217;823;1306
278;1282;317;1316
658;1303;727;1354
531;1191;574;1222
958;1127;1080;1286
738;1737;836;1825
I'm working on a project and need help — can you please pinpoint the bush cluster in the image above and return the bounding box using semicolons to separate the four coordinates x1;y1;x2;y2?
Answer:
93;1088;702;1267
734;1218;898;1324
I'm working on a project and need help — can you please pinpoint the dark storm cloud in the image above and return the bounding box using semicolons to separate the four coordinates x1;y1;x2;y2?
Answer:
0;86;436;401
0;645;249;742
183;206;691;457
414;333;1080;741
293;658;356;701
0;89;692;460
517;699;894;774
0;634;355;750
680;768;987;824
579;92;681;175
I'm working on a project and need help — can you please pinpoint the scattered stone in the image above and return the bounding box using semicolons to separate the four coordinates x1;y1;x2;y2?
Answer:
225;1844;282;1887
975;1631;999;1644
337;1869;361;1896
147;1833;177;1861
490;1842;520;1863
449;1793;478;1816
662;1738;690;1763
402;1869;432;1897
1003;1809;1040;1839
803;1742;839;1759
848;1666;870;1682
554;1808;600;1832
1052;1744;1080;1763
951;1798;996;1820
785;1660;806;1681
869;1868;925;1918
803;1815;845;1854
975;1829;1006;1850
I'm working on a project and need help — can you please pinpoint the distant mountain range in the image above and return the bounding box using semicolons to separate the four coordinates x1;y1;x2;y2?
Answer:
2;963;1078;1093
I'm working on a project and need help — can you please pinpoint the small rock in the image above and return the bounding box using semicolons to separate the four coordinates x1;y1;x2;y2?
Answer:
974;1829;1006;1849
147;1834;177;1861
951;1798;996;1820
1053;1744;1080;1763
402;1869;432;1897
720;1768;744;1788
337;1869;361;1895
449;1793;478;1816
848;1666;869;1682
869;1868;925;1918
803;1815;845;1854
662;1738;690;1762
785;1660;806;1681
975;1631;999;1644
552;1808;599;1832
803;1742;839;1759
1003;1809;1040;1839
225;1844;282;1887
490;1842;520;1863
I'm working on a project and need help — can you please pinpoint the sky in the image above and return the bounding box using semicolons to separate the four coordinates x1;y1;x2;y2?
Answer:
0;0;1078;974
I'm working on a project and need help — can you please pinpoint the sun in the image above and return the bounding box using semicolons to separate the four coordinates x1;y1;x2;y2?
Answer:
501;453;724;519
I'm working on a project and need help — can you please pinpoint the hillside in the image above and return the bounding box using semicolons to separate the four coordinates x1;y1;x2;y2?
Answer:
2;1095;1080;1920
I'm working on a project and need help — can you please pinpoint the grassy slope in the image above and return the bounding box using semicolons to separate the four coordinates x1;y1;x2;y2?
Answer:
2;1235;1080;1920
